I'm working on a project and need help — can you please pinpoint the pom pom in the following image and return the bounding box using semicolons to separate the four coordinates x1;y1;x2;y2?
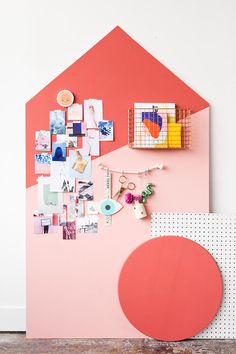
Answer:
133;194;142;203
125;192;134;204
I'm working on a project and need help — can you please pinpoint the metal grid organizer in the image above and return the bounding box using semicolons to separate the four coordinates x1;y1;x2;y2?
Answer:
128;106;191;149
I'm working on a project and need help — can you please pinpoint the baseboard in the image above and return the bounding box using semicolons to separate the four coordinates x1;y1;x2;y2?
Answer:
0;306;26;331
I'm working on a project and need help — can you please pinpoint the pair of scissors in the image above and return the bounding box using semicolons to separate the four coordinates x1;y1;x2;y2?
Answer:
113;175;136;200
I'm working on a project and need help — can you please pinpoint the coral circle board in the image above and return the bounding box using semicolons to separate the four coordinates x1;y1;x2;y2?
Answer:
118;236;223;341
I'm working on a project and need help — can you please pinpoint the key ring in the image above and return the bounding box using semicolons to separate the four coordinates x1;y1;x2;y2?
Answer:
127;182;136;190
119;175;127;184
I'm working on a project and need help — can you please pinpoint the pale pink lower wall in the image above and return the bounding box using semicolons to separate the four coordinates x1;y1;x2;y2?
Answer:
27;108;209;338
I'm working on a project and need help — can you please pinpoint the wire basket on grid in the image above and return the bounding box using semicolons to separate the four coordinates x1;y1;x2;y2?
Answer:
128;106;191;149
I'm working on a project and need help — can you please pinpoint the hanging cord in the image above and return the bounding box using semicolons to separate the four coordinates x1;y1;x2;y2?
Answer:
97;162;164;174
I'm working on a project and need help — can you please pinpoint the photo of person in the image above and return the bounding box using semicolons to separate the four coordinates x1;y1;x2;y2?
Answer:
52;142;66;161
63;221;76;240
50;110;66;134
33;212;54;234
35;130;51;151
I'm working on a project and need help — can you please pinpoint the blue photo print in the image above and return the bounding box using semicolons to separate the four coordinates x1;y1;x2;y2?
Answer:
50;110;66;134
52;142;66;161
98;120;114;141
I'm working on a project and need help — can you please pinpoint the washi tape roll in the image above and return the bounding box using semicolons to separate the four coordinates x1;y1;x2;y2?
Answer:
57;90;74;107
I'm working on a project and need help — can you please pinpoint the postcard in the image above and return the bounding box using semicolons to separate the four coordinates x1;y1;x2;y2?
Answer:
132;103;168;148
63;221;76;240
83;130;100;156
67;195;84;220
68;150;92;179
35;130;51;151
37;176;63;214
50;110;66;134
84;99;103;128
57;134;77;148
134;102;176;123
59;205;67;226
33;213;54;234
52;142;66;161
77;181;94;201
72;122;87;136
35;153;51;174
87;201;99;215
76;216;98;234
50;161;75;192
68;103;83;121
98;120;114;141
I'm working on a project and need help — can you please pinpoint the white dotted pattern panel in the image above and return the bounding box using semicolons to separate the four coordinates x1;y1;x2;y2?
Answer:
150;213;236;339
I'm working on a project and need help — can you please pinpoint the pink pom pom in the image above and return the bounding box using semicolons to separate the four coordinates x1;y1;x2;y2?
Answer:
125;192;134;204
133;194;142;203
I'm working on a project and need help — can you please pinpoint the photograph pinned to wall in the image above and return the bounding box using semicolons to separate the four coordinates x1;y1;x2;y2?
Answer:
66;122;74;136
50;161;75;192
59;205;67;226
72;122;87;136
34;153;51;174
83;130;100;156
84;99;103;128
50;110;66;134
33;212;54;234
68;103;83;121
63;221;76;240
35;130;51;151
37;176;63;214
77;181;94;201
52;142;66;161
76;216;98;234
67;195;84;220
57;134;77;148
69;150;92;179
87;201;99;215
98;120;114;141
67;136;77;148
52;213;59;226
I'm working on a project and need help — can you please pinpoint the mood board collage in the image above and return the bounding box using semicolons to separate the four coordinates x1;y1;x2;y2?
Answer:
33;90;182;239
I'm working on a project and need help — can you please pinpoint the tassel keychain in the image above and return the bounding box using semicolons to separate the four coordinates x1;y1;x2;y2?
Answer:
125;183;155;219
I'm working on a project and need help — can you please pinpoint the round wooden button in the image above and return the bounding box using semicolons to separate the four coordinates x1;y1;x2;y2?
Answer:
56;90;74;107
118;236;223;341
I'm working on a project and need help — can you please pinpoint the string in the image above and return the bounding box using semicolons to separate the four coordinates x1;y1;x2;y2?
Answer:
97;162;164;175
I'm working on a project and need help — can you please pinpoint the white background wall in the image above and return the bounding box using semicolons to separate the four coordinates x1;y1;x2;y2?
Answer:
0;0;235;330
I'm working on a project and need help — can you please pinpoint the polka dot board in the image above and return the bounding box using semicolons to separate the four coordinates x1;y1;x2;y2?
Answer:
151;213;236;339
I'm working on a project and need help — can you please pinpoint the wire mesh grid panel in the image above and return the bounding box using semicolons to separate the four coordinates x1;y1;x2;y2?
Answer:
150;212;236;339
128;106;191;149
